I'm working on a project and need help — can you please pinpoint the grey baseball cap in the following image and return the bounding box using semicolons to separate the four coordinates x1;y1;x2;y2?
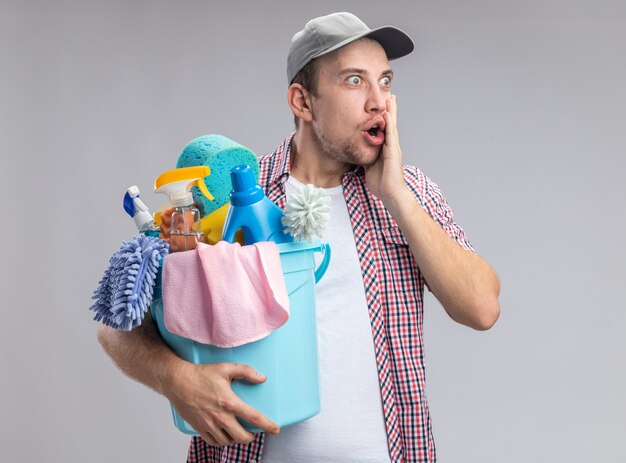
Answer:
287;12;414;84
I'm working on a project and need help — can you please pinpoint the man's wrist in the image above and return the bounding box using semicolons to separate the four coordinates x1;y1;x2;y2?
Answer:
382;186;414;217
159;356;192;399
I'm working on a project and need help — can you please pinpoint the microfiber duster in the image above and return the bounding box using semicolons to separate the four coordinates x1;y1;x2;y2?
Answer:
176;134;260;217
90;235;169;331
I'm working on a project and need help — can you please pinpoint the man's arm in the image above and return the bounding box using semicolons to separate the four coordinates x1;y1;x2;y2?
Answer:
97;312;280;445
97;312;183;397
383;189;500;330
365;95;500;330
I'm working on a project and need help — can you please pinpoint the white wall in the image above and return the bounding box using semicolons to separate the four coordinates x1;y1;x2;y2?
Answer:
1;1;625;461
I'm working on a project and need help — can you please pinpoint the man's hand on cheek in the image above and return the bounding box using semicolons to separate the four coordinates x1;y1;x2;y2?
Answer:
365;95;408;204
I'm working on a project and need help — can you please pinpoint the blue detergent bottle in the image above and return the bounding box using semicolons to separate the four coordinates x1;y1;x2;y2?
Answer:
222;165;293;245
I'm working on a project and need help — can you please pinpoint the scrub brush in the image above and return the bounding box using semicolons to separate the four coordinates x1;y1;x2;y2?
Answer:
281;184;330;242
90;235;169;331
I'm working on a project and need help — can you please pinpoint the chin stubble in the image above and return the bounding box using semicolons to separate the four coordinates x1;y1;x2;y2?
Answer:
312;122;378;166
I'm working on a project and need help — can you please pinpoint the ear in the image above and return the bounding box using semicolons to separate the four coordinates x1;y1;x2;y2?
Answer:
287;83;313;123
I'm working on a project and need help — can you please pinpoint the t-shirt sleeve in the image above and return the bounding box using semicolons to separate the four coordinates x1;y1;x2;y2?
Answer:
404;165;476;253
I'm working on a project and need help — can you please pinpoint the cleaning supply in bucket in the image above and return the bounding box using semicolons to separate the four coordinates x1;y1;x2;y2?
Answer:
176;134;260;217
151;160;332;434
222;165;294;245
281;184;331;242
200;203;232;244
161;241;289;347
123;185;160;237
177;135;260;244
154;166;211;252
90;235;169;331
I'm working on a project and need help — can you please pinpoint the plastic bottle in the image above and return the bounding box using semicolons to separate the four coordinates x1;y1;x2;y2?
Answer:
222;165;294;245
154;166;212;252
123;185;161;237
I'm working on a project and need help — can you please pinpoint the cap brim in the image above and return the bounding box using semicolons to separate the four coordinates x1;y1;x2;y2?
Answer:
367;26;415;60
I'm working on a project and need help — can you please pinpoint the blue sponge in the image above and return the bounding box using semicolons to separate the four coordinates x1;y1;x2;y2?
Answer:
177;135;260;217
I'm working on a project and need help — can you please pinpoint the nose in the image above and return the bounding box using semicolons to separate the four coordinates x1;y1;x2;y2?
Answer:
366;85;387;114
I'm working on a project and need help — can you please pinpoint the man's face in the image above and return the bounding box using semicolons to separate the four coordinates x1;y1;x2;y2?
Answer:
308;38;393;166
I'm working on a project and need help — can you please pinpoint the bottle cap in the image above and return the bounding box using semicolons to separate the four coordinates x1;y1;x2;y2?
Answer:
171;192;194;208
230;165;264;206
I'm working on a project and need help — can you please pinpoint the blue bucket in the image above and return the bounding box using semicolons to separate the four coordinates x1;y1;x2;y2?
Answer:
151;240;330;434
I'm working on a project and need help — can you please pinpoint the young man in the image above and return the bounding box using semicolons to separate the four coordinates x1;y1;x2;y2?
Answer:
98;12;500;463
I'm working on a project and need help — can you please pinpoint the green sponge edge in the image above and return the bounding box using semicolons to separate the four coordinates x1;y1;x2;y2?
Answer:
176;135;260;217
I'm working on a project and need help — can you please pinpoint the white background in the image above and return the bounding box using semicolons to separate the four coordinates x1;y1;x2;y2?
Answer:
1;1;625;461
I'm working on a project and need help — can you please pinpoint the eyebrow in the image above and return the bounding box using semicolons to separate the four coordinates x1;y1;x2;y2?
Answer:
337;67;394;79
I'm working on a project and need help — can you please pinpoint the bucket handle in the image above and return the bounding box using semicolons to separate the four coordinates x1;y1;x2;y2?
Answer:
314;242;331;283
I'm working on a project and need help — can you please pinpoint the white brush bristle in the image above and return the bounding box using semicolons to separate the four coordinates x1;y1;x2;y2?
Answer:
282;184;331;242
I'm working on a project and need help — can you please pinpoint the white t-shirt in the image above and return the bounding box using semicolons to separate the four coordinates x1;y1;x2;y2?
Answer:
261;176;391;462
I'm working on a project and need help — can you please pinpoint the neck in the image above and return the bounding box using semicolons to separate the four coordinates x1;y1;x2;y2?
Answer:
290;127;352;188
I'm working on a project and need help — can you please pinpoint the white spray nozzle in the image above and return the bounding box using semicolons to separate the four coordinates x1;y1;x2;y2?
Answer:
154;166;212;208
126;185;155;231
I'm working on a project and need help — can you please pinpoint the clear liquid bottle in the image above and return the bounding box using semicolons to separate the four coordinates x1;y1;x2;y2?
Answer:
169;192;203;252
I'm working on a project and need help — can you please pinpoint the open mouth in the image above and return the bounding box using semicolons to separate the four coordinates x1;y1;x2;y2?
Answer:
363;122;385;145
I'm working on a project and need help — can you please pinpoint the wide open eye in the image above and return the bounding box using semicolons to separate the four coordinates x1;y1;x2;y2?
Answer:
347;75;362;85
380;75;392;87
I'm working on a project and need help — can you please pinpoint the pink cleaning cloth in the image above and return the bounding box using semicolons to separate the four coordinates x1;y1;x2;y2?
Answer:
161;241;289;348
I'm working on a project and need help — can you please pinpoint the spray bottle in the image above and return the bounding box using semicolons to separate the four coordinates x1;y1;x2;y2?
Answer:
123;186;161;237
222;164;293;245
154;166;213;252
